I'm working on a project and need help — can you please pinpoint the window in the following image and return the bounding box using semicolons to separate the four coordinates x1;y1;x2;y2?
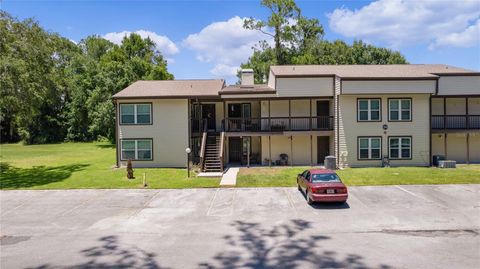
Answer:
389;99;411;121
389;137;411;159
311;173;341;183
358;137;381;160
120;104;152;124
121;139;152;160
358;99;381;121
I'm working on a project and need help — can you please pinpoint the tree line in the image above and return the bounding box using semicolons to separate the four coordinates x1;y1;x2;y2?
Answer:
0;11;173;144
1;0;407;144
240;0;407;83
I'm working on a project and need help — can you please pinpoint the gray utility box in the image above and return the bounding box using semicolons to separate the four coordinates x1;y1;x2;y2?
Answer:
324;156;336;170
438;160;456;168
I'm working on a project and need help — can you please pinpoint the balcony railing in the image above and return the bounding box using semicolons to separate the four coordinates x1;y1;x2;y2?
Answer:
431;115;480;130
223;116;334;132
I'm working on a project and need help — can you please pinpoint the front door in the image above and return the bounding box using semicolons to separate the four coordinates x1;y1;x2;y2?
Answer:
201;104;216;131
228;103;251;131
316;101;330;129
317;136;330;164
229;137;242;163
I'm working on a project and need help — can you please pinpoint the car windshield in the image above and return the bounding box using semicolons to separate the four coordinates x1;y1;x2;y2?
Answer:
311;173;341;183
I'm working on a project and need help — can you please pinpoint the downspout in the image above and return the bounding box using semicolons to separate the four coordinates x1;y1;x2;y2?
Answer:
114;98;119;168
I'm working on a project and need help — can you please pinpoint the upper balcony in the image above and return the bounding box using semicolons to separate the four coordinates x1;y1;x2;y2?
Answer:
190;99;334;134
223;116;334;132
431;97;480;132
431;115;480;131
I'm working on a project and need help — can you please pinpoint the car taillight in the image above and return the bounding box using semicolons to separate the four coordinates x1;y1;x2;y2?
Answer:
311;187;324;194
337;188;347;193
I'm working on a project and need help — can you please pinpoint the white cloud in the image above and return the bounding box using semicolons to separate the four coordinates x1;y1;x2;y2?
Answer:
210;63;239;77
328;0;480;49
183;16;272;77
430;19;480;49
103;30;179;55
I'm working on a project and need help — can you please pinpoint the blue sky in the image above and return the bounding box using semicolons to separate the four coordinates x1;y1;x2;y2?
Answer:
2;0;479;84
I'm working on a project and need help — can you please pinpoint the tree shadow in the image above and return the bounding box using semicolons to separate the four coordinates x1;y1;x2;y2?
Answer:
27;235;168;269
0;162;89;189
198;219;392;269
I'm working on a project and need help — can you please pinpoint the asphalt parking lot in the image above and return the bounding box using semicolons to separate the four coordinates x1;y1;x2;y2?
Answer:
1;185;479;269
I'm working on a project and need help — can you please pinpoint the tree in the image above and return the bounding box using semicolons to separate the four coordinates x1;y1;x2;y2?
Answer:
241;0;407;83
0;11;174;144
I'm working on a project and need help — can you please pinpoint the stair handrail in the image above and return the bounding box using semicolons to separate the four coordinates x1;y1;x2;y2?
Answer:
219;131;225;172
199;120;208;171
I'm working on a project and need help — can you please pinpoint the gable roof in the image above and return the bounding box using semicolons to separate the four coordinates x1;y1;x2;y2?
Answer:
270;64;479;79
112;79;225;99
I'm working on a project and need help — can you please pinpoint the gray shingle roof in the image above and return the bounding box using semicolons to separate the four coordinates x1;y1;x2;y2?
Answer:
270;64;478;78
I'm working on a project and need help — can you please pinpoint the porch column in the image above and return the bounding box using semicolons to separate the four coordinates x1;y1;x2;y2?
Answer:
223;100;226;131
467;133;470;164
268;135;272;167
309;98;312;130
466;97;469;129
290;136;293;166
288;99;291;130
268;100;271;131
444;133;448;159
310;135;313;166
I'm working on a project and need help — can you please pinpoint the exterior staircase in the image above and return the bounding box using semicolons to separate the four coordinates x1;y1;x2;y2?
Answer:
203;134;222;173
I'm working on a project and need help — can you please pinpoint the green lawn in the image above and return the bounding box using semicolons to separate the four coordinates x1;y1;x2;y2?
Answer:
0;142;220;189
237;165;480;187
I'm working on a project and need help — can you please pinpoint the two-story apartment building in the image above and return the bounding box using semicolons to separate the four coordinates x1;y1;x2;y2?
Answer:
112;64;480;172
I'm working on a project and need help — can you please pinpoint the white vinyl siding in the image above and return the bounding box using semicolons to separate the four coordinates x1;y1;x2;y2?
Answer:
358;137;381;160
120;103;152;124
389;99;411;121
121;139;152;161
358;99;381;121
389;137;411;159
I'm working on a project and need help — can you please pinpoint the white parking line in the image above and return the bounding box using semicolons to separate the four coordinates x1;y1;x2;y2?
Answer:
394;185;439;205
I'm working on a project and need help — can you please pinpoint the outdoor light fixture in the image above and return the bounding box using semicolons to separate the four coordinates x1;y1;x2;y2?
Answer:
185;147;191;177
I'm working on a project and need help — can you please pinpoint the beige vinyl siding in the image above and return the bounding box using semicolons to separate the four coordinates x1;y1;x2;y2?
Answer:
260;135;333;165
438;76;480;95
431;98;444;115
470;134;480;163
446;133;468;163
117;98;188;168
268;70;276;89
432;133;480;163
446;98;466;115
275;77;334;97
337;94;430;167
342;80;436;94
469;98;480;114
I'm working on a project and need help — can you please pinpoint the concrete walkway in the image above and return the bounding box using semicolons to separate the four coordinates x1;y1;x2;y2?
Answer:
219;167;239;187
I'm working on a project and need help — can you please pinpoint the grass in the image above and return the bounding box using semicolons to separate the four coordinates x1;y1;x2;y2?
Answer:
0;142;220;190
237;165;480;187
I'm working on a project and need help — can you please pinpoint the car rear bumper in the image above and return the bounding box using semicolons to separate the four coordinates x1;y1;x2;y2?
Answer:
310;193;348;202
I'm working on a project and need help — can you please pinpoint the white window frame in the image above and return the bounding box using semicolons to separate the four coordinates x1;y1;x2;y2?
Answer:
389;137;411;159
358;99;381;121
389;99;411;121
121;139;153;161
120;103;152;125
358;137;382;160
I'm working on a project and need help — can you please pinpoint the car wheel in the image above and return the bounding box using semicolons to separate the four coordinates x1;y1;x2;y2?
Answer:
306;190;314;205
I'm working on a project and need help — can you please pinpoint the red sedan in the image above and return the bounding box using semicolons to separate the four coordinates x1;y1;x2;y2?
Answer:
297;169;348;204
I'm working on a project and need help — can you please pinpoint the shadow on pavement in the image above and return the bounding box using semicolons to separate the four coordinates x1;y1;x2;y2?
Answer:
198;219;392;269
27;235;168;269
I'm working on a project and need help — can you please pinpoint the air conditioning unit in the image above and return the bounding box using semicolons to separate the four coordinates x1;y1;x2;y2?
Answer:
438;160;456;168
